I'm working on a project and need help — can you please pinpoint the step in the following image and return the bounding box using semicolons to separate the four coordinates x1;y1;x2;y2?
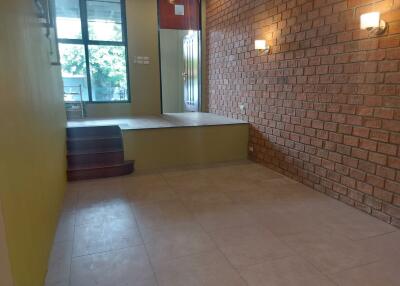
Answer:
67;150;124;169
67;125;121;139
67;137;123;153
67;161;134;181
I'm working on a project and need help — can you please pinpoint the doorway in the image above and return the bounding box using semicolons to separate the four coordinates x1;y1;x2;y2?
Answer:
158;0;201;113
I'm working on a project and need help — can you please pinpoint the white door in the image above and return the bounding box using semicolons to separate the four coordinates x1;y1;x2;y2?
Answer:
183;31;200;112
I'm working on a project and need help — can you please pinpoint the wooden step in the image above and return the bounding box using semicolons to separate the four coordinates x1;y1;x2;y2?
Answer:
67;161;134;181
67;150;124;169
67;137;123;153
67;125;121;139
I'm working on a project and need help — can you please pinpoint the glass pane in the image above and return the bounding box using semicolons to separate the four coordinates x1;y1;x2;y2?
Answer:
59;44;89;102
87;0;123;42
88;45;128;102
55;0;82;39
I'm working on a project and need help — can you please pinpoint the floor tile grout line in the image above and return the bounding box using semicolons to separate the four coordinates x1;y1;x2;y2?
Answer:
70;242;145;260
268;233;341;286
328;257;385;276
191;205;250;286
349;229;398;242
129;197;161;286
137;227;161;286
161;168;252;285
243;207;343;286
68;194;78;286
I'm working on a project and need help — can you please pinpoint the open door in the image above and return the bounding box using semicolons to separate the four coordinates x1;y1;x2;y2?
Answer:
183;31;200;112
158;0;201;113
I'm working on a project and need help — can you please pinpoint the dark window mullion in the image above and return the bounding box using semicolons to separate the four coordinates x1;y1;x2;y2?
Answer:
80;0;93;102
87;40;125;46
121;0;131;103
58;39;84;45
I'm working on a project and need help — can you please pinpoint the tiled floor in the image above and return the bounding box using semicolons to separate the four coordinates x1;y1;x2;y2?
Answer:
46;161;400;286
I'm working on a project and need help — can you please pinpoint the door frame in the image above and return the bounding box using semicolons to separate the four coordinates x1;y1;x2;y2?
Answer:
156;0;202;114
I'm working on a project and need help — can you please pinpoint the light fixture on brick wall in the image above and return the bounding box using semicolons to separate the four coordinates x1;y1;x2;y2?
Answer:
360;12;387;35
255;40;269;55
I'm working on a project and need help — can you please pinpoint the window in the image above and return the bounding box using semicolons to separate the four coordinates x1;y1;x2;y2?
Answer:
55;0;130;103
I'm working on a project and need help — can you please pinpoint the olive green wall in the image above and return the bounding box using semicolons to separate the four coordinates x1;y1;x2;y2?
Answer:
123;124;249;170
0;0;67;285
0;203;13;286
85;0;162;117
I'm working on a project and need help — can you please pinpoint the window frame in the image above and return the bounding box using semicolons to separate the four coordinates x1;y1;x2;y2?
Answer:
56;0;131;104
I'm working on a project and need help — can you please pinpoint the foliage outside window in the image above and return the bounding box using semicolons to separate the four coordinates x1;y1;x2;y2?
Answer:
55;0;130;103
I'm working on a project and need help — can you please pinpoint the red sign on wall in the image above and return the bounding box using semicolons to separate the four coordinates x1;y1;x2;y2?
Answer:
158;0;200;30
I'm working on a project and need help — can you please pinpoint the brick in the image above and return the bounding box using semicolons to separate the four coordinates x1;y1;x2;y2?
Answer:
372;210;391;223
343;135;359;147
374;108;394;120
348;0;376;8
339;195;355;206
388;157;400;170
369;130;389;142
366;174;385;188
336;144;351;155
343;156;359;168
352;126;369;138
359;139;377;151
379;61;399;72
348;189;364;202
379;38;400;49
376;166;396;180
390;133;400;145
357;181;373;194
374;188;394;202
364;195;382;209
355;202;371;213
386;180;400;194
383;203;400;219
350;168;366;181
385;73;400;84
335;163;349;175
377;142;398;156
394;195;400;207
382;120;400;132
364;118;381;129
352;148;368;160
368;152;387;165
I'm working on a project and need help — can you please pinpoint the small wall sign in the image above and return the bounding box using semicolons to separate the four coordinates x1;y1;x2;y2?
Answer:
175;4;185;16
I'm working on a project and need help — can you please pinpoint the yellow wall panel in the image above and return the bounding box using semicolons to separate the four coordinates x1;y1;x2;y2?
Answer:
0;0;67;285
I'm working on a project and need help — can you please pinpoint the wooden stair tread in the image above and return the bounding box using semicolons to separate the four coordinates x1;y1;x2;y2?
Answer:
67;135;121;141
67;161;134;181
67;148;123;156
68;160;134;171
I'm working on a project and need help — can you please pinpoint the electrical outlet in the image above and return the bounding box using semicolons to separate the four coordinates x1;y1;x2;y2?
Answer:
249;145;254;152
239;104;245;111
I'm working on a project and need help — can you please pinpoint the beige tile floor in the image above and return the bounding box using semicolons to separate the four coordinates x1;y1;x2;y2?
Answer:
46;161;400;286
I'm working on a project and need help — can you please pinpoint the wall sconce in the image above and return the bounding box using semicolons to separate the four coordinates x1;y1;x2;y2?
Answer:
255;40;269;55
360;12;387;35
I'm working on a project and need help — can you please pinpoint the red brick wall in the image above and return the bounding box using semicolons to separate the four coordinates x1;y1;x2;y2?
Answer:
206;0;400;226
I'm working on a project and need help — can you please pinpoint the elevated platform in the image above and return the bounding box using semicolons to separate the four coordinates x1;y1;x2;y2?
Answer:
67;112;247;130
67;113;249;170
